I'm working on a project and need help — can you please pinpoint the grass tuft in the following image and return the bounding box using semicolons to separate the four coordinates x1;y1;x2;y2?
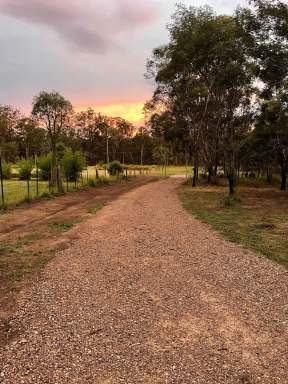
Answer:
48;219;80;234
87;202;105;214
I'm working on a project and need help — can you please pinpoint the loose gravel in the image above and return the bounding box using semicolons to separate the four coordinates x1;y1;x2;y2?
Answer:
0;178;287;383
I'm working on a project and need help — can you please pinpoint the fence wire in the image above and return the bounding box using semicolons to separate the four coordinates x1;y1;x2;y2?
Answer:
0;159;150;209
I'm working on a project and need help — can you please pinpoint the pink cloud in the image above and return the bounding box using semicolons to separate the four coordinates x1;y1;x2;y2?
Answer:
0;0;161;53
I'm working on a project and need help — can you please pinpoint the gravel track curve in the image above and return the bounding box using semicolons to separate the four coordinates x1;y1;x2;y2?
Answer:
0;178;287;384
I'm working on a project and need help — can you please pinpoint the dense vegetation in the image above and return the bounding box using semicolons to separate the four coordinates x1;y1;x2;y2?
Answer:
1;0;288;197
146;0;288;194
0;103;155;167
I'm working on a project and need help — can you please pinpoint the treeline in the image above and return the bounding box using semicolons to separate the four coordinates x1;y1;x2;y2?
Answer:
0;95;154;167
145;0;288;193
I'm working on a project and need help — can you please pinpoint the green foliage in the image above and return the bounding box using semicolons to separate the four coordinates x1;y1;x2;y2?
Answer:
152;142;173;166
38;154;52;180
48;219;80;234
1;160;12;179
18;159;33;180
32;92;73;125
87;178;97;187
0;105;21;162
236;0;288;94
147;3;254;192
87;202;104;214
62;148;84;182
107;161;123;176
56;142;67;161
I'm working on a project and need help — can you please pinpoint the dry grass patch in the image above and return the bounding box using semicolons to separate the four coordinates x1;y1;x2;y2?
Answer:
179;182;288;268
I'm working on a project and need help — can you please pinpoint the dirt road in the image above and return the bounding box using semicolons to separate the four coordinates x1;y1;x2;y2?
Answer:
0;178;287;383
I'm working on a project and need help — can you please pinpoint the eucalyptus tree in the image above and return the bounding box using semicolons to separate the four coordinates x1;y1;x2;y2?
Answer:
255;87;288;190
235;0;288;189
32;91;73;191
147;4;254;193
236;0;288;98
0;105;20;162
16;117;47;159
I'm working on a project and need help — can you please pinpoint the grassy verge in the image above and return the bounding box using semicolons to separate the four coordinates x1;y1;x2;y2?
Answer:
179;182;288;268
1;176;115;210
151;165;193;176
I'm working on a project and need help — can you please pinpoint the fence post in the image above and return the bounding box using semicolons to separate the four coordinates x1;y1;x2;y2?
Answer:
0;155;5;208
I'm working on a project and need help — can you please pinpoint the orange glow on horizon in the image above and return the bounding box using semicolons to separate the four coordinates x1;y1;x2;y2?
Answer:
74;101;145;125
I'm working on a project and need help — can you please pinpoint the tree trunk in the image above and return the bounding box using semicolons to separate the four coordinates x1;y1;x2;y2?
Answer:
140;144;144;166
192;154;198;187
51;143;57;191
228;173;236;195
106;136;110;165
208;165;213;184
266;167;273;184
56;162;63;193
280;168;287;190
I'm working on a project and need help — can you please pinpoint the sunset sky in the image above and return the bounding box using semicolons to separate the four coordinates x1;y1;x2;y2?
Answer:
0;0;247;125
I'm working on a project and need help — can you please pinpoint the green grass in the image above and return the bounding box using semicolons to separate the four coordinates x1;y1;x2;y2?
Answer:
151;165;193;176
48;218;80;234
1;179;49;207
87;202;105;214
179;183;288;268
0;177;109;209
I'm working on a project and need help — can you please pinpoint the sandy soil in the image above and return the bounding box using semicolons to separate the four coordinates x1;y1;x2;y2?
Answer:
0;178;287;383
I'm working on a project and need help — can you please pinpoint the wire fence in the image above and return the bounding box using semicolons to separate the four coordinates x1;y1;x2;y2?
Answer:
0;158;152;209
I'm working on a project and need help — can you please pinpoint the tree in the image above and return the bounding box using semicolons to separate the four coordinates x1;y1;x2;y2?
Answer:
147;5;254;193
152;139;173;173
62;148;84;182
236;0;288;98
236;0;288;190
255;91;288;190
134;127;151;165
0;105;20;162
16;117;47;159
32;91;73;191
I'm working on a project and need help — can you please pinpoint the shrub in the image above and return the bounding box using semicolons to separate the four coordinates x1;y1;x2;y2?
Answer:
38;154;52;180
62;148;84;182
88;177;110;187
107;161;123;176
87;178;97;187
1;161;12;179
18;159;33;180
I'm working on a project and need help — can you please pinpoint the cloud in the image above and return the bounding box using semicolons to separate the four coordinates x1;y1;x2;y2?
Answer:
0;0;161;54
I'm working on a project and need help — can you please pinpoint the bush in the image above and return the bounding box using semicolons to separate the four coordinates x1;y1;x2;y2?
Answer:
88;177;110;187
18;159;33;180
38;154;52;180
87;178;97;187
62;148;84;182
1;161;12;179
107;161;123;176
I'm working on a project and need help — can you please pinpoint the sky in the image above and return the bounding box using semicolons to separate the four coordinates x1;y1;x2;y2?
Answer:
0;0;248;125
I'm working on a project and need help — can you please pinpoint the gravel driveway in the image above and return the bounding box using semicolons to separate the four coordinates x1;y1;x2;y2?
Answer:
0;178;287;383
